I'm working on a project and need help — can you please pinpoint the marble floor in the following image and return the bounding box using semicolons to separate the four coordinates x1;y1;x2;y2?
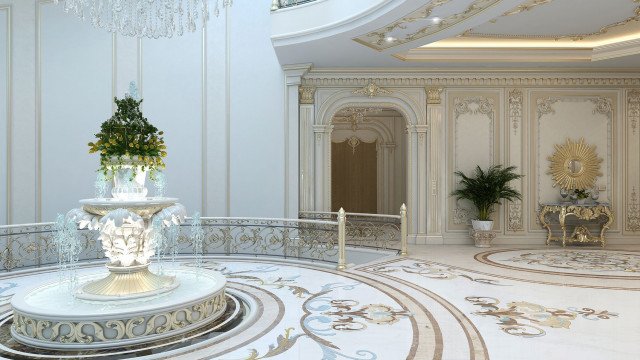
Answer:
0;245;638;359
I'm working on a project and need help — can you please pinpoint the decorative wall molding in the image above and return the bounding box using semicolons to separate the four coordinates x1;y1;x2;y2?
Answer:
628;89;640;135
303;73;640;87
627;187;640;232
454;96;495;120
299;86;316;104
508;89;523;135
352;81;392;98
508;200;524;232
426;87;444;105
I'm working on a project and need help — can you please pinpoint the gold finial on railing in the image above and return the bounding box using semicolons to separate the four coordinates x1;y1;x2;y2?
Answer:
337;208;347;270
400;204;408;256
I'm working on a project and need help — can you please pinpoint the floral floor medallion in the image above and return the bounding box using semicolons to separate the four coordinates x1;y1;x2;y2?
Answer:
504;251;640;273
466;296;618;338
369;260;506;285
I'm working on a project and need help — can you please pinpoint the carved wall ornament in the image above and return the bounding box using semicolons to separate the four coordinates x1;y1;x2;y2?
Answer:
593;97;613;117
508;89;523;135
354;0;501;50
353;81;393;98
627;187;640;232
508;201;524;232
347;136;361;154
299;86;316;105
547;138;603;190
628;89;640;135
452;204;470;225
332;107;382;131
454;97;495;120
536;97;558;119
462;0;640;41
426;87;444;105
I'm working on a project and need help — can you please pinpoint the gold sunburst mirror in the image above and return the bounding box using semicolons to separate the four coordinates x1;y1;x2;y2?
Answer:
548;138;603;190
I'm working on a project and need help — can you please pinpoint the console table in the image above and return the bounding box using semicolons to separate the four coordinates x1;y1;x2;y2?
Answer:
539;203;613;247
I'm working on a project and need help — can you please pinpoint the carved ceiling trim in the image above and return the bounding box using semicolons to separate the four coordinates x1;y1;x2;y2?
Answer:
461;0;640;41
353;0;502;51
303;74;640;87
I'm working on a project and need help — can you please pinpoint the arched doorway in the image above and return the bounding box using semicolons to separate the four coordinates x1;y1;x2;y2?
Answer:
330;108;406;214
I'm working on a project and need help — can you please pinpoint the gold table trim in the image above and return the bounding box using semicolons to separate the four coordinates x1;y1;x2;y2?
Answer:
539;204;613;247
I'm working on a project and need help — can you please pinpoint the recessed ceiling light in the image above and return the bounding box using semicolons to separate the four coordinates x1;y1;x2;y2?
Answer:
386;36;397;42
430;17;442;24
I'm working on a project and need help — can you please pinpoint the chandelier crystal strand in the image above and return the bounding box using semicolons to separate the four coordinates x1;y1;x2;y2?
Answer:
53;0;229;38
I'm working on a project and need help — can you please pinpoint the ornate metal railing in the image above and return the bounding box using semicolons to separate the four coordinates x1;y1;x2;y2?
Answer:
299;205;407;255
0;216;346;272
271;0;318;10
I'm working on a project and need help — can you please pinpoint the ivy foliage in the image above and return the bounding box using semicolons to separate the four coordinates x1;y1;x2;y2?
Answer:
88;96;167;175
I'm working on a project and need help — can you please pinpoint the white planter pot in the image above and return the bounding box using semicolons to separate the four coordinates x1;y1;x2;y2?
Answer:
108;157;148;200
472;220;494;231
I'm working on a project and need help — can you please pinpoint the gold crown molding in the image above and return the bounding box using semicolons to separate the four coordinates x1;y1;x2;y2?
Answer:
302;74;640;87
426;87;444;104
354;0;501;51
499;0;552;18
299;86;316;105
462;0;640;41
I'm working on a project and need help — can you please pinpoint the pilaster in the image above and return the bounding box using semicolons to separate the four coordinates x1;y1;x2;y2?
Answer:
283;63;312;218
426;87;445;244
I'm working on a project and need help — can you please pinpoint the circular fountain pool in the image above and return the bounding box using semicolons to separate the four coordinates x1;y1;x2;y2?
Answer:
10;268;226;350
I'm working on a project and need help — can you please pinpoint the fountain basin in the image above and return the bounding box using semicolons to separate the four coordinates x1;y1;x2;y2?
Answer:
79;197;179;219
10;268;226;350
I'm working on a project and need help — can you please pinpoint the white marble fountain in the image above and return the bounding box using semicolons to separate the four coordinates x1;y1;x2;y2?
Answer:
9;171;227;350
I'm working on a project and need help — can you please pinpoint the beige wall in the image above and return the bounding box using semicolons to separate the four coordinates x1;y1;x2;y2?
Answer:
302;70;640;244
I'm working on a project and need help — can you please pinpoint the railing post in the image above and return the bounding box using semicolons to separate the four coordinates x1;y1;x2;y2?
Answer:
337;208;347;270
270;0;280;11
400;204;408;256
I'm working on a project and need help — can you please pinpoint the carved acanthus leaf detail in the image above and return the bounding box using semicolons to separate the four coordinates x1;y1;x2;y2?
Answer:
353;82;392;98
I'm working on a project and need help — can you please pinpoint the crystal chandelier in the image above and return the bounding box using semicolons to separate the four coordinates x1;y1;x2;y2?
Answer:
53;0;233;39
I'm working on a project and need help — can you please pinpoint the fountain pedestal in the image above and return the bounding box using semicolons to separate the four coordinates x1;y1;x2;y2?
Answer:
67;197;185;300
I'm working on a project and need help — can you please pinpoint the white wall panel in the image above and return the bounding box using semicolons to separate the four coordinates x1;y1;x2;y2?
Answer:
229;0;285;217
142;31;203;215
40;3;112;221
0;8;8;225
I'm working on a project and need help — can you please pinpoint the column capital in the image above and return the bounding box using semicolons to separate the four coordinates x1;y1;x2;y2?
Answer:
408;124;429;133
299;86;316;105
283;63;313;86
426;87;444;105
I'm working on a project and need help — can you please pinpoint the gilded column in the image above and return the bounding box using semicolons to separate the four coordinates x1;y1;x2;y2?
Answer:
426;87;444;244
299;86;316;212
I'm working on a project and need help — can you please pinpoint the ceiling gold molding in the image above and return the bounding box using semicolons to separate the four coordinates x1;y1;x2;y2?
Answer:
353;0;501;51
462;0;640;41
498;0;552;18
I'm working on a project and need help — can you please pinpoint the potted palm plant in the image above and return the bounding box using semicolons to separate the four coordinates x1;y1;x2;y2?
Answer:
451;165;524;231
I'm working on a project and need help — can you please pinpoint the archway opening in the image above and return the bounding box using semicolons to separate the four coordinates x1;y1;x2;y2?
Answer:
330;107;407;214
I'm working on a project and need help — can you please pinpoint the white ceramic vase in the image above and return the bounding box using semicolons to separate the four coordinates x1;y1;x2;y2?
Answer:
472;220;494;231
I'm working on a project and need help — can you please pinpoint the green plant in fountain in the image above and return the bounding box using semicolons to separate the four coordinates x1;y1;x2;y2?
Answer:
88;96;167;177
451;165;524;221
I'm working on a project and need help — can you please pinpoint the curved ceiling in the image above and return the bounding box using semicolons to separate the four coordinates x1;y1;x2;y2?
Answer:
271;0;640;68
